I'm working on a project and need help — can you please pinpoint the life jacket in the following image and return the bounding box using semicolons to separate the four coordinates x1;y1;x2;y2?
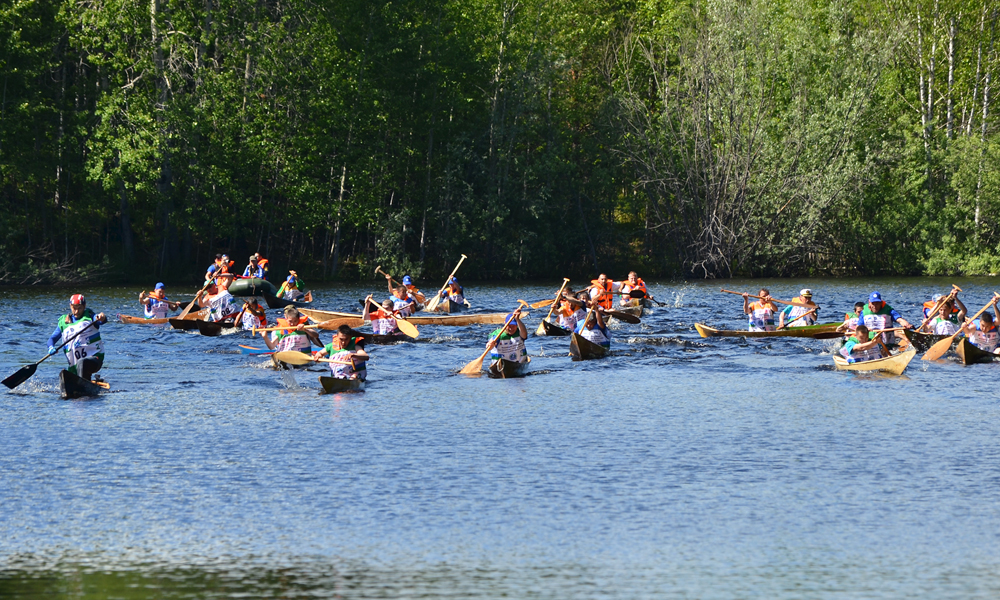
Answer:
557;304;586;330
843;312;862;331
392;297;415;318
57;310;105;374
590;279;615;310
272;317;311;352
747;301;777;332
405;285;426;303
205;291;237;322
862;305;899;344
144;295;171;319
923;299;959;319
490;328;527;363
444;285;465;304
783;297;817;327
840;335;883;363
370;308;398;335
619;279;647;305
930;316;959;336
971;322;1000;352
325;336;366;380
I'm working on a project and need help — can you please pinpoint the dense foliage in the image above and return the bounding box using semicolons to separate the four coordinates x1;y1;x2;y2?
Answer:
0;0;998;283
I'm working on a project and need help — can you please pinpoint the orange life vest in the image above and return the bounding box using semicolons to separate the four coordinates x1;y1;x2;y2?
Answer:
590;279;614;310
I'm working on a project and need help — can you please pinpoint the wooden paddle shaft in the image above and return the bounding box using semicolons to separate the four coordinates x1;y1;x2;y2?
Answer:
375;266;401;287
431;254;467;301
719;289;810;308
923;293;1000;361
917;288;960;332
460;307;520;374
776;308;816;330
543;279;571;322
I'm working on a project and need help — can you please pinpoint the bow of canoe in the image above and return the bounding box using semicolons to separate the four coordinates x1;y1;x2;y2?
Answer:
569;333;608;361
59;370;108;399
487;357;530;379
832;348;917;375
956;338;998;365
319;376;365;393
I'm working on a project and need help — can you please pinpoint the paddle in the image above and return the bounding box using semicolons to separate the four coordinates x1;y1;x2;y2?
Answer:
375;265;400;287
459;301;528;375
720;289;811;308
603;309;641;324
363;297;419;338
776;308;817;331
177;278;215;320
425;254;468;312
923;293;1000;361
2;325;94;389
536;278;571;336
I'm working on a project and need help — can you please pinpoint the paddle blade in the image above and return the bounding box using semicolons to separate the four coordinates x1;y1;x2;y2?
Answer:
530;299;555;309
396;318;419;339
459;355;485;376
535;320;546;336
425;295;441;312
2;364;37;389
273;351;315;365
921;335;956;361
629;290;646;298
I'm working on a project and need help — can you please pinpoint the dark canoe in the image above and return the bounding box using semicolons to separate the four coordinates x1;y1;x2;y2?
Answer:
435;298;469;313
370;333;410;344
956;338;998;365
487;357;530;379
319;376;365;393
902;329;951;353
570;332;609;361
168;318;201;331
59;370;107;399
196;319;236;337
537;320;572;337
694;322;841;338
613;302;643;318
228;277;277;297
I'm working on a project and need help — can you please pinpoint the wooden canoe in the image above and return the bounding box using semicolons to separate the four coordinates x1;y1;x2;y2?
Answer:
59;370;108;399
487;357;530;379
613;302;643;318
570;332;609;361
902;329;951;353
168;318;201;331
956;338;998;365
434;298;470;313
694;322;841;338
833;348;917;375
297;308;521;327
537;320;572;337
118;309;206;325
370;333;411;344
195;319;236;336
319;376;365;393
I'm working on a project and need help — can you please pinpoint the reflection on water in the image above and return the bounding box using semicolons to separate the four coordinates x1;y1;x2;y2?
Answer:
2;277;1000;598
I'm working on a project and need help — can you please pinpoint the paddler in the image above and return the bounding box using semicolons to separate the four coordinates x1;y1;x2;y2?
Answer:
862;291;914;345
837;302;866;333
485;307;529;366
962;300;1000;353
926;297;966;335
556;291;588;331
242;254;266;279
438;277;466;305
47;294;108;381
197;273;239;322
575;301;611;349
362;295;402;336
400;275;426;304
205;254;234;281
390;285;418;317
588;274;619;310
778;289;819;328
276;271;306;301
922;292;965;320
618;272;648;307
314;325;369;381
742;288;777;332
263;306;321;353
235;298;267;331
139;283;181;319
838;324;884;363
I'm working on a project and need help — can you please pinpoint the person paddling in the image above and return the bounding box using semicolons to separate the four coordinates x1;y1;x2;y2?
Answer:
389;285;418;317
276;271;307;301
236;298;267;331
778;289;819;328
363;295;402;336
837;302;866;333
574;300;611;349
588;274;619;310
618;272;647;307
742;288;778;332
485;308;529;367
263;307;321;353
962;300;1000;354
439;277;465;305
139;283;181;319
47;294;108;381
197;273;238;322
862;291;914;345
205;253;234;281
313;325;369;381
400;275;426;305
556;291;588;331
838;324;884;363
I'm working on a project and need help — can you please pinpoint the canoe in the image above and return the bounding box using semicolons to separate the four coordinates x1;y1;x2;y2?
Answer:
118;309;206;325
59;370;108;399
370;333;411;344
956;338;998;365
433;298;470;313
487;357;530;379
833;348;917;375
902;329;951;353
297;308;521;327
262;292;312;309
319;376;365;393
694;322;841;338
228;277;277;297
168;318;201;331
570;332;609;361
196;319;236;336
614;302;643;318
239;345;273;355
536;320;572;337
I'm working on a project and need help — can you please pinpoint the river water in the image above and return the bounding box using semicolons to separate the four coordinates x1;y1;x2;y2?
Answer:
2;277;999;598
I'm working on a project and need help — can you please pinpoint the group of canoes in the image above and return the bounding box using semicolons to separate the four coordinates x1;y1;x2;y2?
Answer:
697;286;1000;375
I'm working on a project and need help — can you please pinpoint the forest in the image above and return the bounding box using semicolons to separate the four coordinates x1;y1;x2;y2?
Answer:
0;0;998;283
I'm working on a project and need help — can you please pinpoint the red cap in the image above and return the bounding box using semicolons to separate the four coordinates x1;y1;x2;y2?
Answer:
70;294;85;305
